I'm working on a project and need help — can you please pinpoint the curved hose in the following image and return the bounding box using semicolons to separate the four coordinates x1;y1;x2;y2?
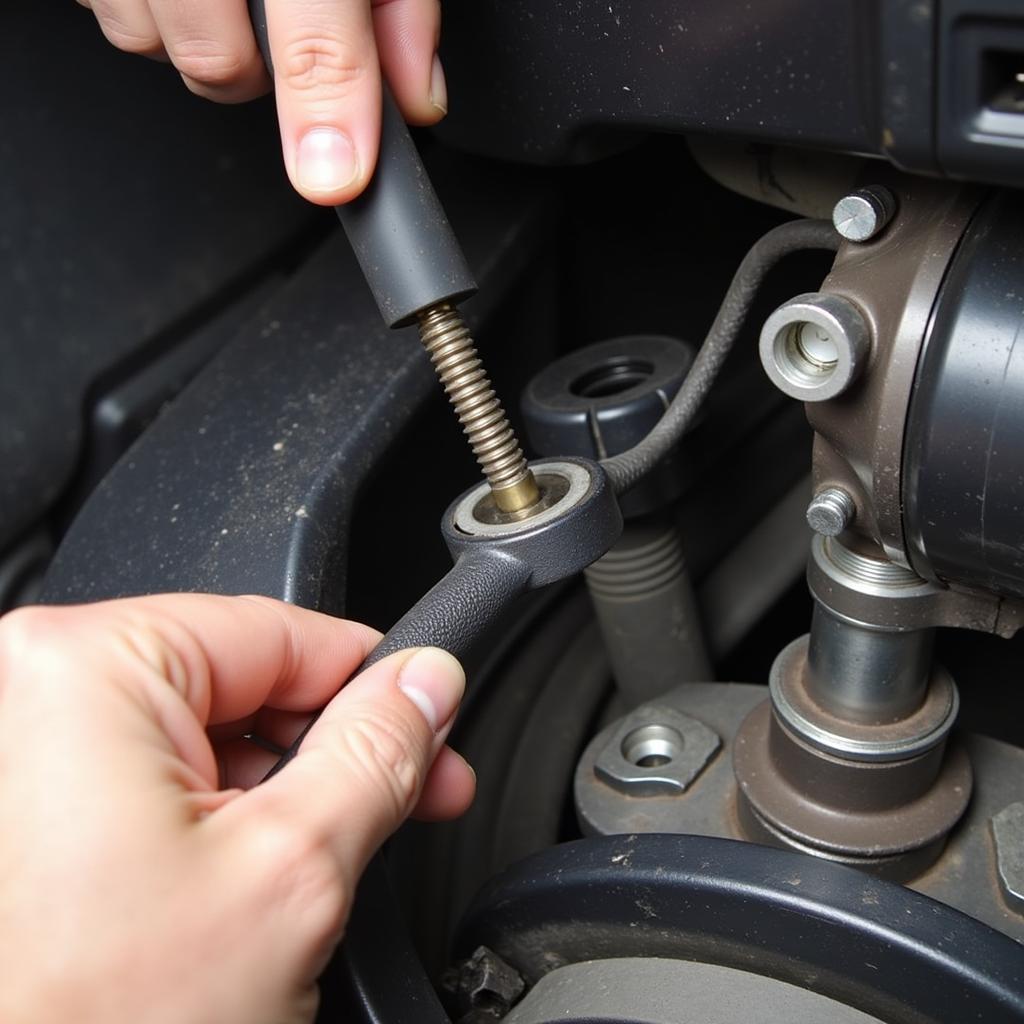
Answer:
602;218;840;495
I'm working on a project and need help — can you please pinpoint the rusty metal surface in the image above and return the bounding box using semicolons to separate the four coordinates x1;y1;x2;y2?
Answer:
733;700;971;881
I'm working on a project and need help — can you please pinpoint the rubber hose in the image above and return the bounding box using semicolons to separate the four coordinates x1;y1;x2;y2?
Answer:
601;218;840;495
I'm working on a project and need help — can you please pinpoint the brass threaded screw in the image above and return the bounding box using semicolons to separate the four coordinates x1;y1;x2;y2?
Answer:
417;303;539;513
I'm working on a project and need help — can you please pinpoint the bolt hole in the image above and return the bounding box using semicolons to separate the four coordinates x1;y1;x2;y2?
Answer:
621;724;684;768
570;358;655;398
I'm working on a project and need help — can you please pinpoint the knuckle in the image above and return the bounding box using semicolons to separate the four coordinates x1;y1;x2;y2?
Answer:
172;43;248;88
0;606;60;663
97;18;162;56
340;710;424;818
277;33;366;99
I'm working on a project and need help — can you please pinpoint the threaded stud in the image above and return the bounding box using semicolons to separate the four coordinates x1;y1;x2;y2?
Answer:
418;303;539;512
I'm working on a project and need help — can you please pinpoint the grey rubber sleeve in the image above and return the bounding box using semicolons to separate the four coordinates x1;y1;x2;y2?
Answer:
601;218;840;495
247;0;477;327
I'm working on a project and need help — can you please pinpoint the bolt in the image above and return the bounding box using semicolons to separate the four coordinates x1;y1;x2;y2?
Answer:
832;186;897;243
418;303;540;514
445;946;525;1020
806;487;857;537
991;803;1024;916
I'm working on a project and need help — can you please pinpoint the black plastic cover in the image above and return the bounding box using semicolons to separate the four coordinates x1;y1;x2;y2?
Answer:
0;3;313;554
458;833;1024;1023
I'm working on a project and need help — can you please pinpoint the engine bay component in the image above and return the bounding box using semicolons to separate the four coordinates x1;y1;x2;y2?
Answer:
758;291;871;402
600;219;839;494
575;683;1024;944
805;485;857;537
831;185;897;243
269;456;623;776
791;178;981;567
418;303;539;513
522;335;711;704
501;958;884;1024
457;833;1024;1023
591;703;720;797
904;191;1024;598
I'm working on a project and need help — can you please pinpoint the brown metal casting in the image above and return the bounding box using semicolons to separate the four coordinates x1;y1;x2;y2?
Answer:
806;175;978;566
733;656;972;882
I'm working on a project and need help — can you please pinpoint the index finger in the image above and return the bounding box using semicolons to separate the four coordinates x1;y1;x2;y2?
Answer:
0;594;381;727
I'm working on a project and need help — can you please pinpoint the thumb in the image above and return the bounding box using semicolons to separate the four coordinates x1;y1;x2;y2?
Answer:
227;646;465;888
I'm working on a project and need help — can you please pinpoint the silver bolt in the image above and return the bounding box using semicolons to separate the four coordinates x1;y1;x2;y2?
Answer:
832;186;897;243
992;802;1024;916
806;487;857;537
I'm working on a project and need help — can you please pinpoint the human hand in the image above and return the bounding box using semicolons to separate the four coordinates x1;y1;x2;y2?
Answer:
80;0;447;204
0;594;473;1023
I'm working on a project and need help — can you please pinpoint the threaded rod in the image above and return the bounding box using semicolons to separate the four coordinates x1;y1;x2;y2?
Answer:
418;303;539;512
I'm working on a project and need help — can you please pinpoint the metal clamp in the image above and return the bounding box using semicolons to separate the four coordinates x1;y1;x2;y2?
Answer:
593;704;721;797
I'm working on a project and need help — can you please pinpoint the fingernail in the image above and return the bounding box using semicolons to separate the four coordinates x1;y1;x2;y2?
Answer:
429;53;448;115
295;127;359;193
397;647;464;732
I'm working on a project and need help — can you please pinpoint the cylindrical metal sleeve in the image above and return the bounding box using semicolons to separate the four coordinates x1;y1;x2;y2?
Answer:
805;605;934;725
248;0;478;327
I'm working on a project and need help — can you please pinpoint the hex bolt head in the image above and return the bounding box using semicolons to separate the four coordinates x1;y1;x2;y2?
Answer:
832;186;897;243
806;487;857;537
991;803;1024;916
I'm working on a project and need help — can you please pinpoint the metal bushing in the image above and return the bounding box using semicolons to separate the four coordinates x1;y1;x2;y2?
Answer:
768;635;959;763
759;292;871;402
443;457;623;588
733;633;971;881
